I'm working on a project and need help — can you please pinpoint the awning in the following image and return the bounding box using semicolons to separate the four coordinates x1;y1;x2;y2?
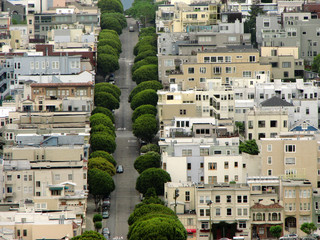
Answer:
49;186;63;191
187;229;197;234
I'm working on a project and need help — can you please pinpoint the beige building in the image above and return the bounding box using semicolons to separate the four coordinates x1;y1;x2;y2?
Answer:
166;48;272;90
260;47;304;79
259;134;320;188
165;182;251;240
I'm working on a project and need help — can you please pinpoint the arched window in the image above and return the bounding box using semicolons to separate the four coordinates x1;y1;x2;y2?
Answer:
272;213;278;221
257;213;262;221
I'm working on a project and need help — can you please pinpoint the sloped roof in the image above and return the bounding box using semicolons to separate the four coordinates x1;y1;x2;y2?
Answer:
251;203;283;209
260;96;294;107
290;120;319;132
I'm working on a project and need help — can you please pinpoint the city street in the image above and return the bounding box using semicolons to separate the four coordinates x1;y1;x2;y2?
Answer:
86;18;140;240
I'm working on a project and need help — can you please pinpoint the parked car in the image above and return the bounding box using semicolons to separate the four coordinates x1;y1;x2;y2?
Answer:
102;210;109;219
102;227;110;236
129;26;134;32
116;165;124;173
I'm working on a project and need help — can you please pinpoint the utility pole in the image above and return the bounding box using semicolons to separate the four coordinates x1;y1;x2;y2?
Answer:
207;200;213;240
174;188;179;214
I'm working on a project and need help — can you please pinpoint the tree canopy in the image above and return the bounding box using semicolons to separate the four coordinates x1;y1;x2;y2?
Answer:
132;104;157;122
88;157;116;176
72;230;105;240
130;89;158;110
101;12;127;29
126;0;156;27
98;44;119;58
134;36;157;56
90;124;116;137
101;16;123;34
94;92;120;110
128;203;176;225
239;139;259;155
98;39;122;54
88;168;115;210
132;65;158;84
300;222;317;235
98;0;123;14
97;53;120;75
129;80;162;102
269;225;282;238
312;54;320;73
90;132;116;153
92;107;115;123
134;50;157;63
133;114;158;142
90;151;116;166
90;113;115;131
95;82;121;97
134;151;161;174
140;143;160;154
132;56;158;73
136;168;171;195
244;5;265;47
94;84;120;101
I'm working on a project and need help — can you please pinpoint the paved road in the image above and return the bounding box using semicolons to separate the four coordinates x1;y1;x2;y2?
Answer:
104;18;140;240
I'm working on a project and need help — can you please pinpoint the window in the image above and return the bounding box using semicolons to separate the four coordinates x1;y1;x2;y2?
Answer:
206;209;210;216
237;195;242;203
213;67;221;74
167;95;174;100
285;157;295;165
224;162;229;169
188;67;194;74
283;120;287;128
268;169;272;176
243;71;251;78
216;208;221;216
225;67;232;73
271;49;277;56
200;67;206;73
243;196;247;203
68;174;73;181
267;144;272;152
215;195;220;203
185;191;190;201
24;175;27;181
249;56;256;62
187;163;191;170
29;175;32;181
282;62;291;68
267;156;272;165
258;120;265;128
36;181;41;187
306;107;310;115
201;222;209;229
285;145;296;152
225;56;231;63
270;120;277;128
188;78;194;81
227;208;232;216
227;195;231;203
200;148;209;156
52;61;59;69
30;62;34;69
182;149;192;156
237;208;242;216
7;175;12;181
23;230;27;236
200;209;204;216
180;109;186;115
239;221;246;229
208;162;217;170
224;175;229;183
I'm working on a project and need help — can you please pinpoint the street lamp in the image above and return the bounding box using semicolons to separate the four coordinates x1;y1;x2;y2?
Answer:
174;188;179;214
207;200;213;240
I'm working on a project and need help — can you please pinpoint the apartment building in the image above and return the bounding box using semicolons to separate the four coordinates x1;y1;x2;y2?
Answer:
259;134;319;188
166;47;271;90
260;47;304;79
245;98;291;140
165;182;251;240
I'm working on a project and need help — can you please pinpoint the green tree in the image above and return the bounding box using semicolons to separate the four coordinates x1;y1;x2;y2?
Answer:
92;107;115;123
312;54;320;73
129;80;162;102
134;50;156;63
4;95;12;101
269;225;282;238
136;168;171;195
132;65;158;84
95;82;121;97
72;230;105;240
134;151;161;173
130;89;158;110
101;16;122;34
128;203;176;225
139;27;156;38
141;187;164;205
90;124;116;138
98;39;121;54
90;113;115;131
133;114;158;142
97;53;120;76
93;214;103;223
99;30;121;46
94;92;119;110
134;36;157;56
95;221;102;232
131;56;158;73
239;139;259;155
244;5;265;47
88;157;116;176
300;222;317;235
98;0;123;14
140;143;160;154
102;12;127;28
90;151;116;166
90;133;116;153
132;105;157;122
127;0;155;27
137;44;157;55
94;84;120;101
235;121;245;135
98;44;119;58
88;168;115;210
128;216;187;240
